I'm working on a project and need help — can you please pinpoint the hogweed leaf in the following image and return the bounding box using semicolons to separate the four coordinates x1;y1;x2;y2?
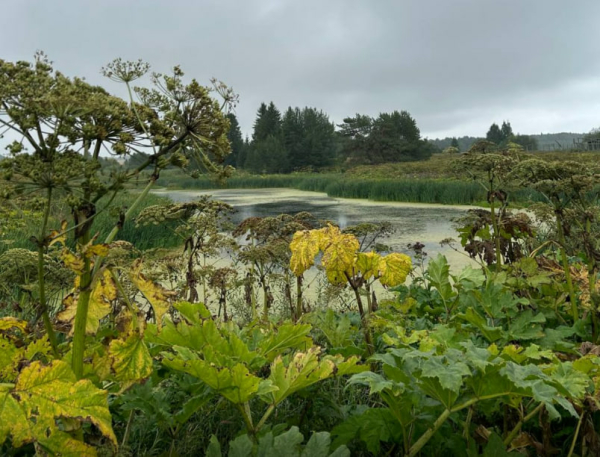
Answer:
0;360;115;454
378;253;412;287
163;357;260;404
290;230;321;276
57;269;116;335
0;317;27;332
130;259;175;331
266;347;336;405
109;333;153;388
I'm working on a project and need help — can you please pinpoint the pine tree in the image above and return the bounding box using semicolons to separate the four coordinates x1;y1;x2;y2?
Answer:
225;113;244;167
451;137;460;150
501;121;513;141
486;123;504;144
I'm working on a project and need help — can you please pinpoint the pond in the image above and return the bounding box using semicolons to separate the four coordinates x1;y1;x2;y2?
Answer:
155;188;477;270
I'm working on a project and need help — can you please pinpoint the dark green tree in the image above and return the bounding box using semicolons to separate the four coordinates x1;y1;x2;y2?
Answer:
501;121;513;140
486;123;504;144
245;135;287;173
224;113;245;167
451;137;460;150
282;107;304;170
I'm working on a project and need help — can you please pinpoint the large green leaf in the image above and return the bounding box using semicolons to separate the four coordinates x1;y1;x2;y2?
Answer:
164;355;260;404
331;408;402;455
427;254;453;301
266;347;335;405
420;355;471;394
456;308;504;342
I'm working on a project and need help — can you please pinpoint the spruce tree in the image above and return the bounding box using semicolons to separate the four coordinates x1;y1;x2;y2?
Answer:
225;113;244;167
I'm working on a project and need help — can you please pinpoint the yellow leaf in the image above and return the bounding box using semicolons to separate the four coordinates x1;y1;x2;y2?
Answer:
356;252;382;280
321;232;359;280
83;243;110;258
130;260;174;331
109;333;153;389
61;249;85;274
378;253;412;287
48;220;68;247
0;317;27;332
289;230;321;277
0;360;116;453
57;269;116;335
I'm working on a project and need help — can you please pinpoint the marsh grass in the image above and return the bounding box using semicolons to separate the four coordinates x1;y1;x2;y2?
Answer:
157;170;545;206
0;191;179;255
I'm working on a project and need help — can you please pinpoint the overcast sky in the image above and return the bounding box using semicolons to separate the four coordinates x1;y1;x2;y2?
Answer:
3;0;600;139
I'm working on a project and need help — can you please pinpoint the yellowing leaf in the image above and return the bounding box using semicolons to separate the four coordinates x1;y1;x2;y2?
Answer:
322;233;359;281
356;252;382;280
130;260;174;330
48;220;68;247
109;333;153;388
83;243;109;258
378;253;412;287
290;230;321;277
0;360;116;454
57;269;116;335
0;317;27;332
61;249;85;274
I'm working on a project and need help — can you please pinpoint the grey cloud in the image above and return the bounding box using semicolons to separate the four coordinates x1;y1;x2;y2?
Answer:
2;0;599;138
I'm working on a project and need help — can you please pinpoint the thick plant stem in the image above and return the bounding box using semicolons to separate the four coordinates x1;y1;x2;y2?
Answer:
37;187;59;357
348;280;373;354
104;177;157;245
72;177;158;378
407;408;451;457
256;404;275;433
406;392;516;457
490;197;503;267
555;214;578;320
296;275;303;320
503;402;544;446
71;230;92;379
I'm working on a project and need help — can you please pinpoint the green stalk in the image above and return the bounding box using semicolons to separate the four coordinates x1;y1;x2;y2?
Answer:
72;177;158;378
37;187;59;357
406;408;451;457
555;213;578;320
121;410;135;448
489;194;503;267
567;412;584;457
503;402;544;446
71;229;92;378
104;176;157;245
256;404;275;433
406;392;519;457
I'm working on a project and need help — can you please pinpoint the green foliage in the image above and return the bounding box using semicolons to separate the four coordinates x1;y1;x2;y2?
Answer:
337;111;434;165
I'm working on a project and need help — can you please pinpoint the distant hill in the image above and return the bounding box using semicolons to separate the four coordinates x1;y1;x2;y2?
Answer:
429;132;586;152
529;132;585;150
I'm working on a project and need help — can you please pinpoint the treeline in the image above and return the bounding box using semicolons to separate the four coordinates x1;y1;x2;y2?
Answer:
224;102;435;173
432;125;587;153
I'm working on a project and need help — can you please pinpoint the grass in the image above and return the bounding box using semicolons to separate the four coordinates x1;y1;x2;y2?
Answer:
156;168;545;206
1;191;179;255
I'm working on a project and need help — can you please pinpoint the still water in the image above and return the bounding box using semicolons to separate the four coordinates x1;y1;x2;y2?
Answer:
156;188;476;270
